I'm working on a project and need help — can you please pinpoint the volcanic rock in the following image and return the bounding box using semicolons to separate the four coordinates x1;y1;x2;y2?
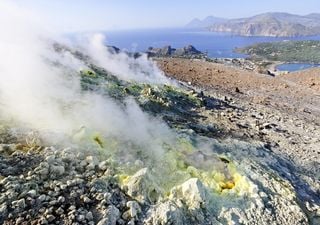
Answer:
146;45;204;58
145;201;185;225
125;168;162;204
170;178;210;209
98;205;120;225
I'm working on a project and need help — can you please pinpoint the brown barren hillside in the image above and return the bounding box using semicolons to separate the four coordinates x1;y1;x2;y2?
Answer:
156;58;320;204
156;58;320;117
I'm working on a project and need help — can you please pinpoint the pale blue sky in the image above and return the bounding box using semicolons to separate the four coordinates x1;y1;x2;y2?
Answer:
13;0;320;32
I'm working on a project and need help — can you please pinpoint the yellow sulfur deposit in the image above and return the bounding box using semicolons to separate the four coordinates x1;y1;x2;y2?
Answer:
161;143;254;195
92;133;105;148
177;138;195;154
174;155;252;195
220;181;235;190
76;128;253;200
80;69;96;77
117;174;130;185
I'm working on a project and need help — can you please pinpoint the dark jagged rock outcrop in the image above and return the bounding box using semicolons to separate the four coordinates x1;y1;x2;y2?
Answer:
147;45;173;57
106;45;120;54
146;45;204;58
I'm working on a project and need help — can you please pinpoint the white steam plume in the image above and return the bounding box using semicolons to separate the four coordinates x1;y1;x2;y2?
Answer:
0;1;174;160
77;33;171;84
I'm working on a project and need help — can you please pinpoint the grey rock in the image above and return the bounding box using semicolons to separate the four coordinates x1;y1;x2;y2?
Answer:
39;217;48;225
98;205;120;225
56;207;64;215
86;211;93;221
27;189;37;198
170;178;210;209
126;201;141;218
12;198;26;210
39;162;50;169
145;201;185;225
128;219;135;225
86;156;99;170
91;178;108;192
0;204;8;218
83;196;91;203
125;168;161;203
45;155;56;164
98;161;108;171
38;207;46;213
38;168;49;177
46;214;55;222
77;214;85;222
67;178;84;187
57;196;65;203
50;165;65;177
16;217;24;224
49;200;57;206
0;144;15;155
96;193;105;201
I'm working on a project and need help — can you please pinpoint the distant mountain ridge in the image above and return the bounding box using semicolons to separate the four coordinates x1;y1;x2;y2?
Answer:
186;16;226;28
187;12;320;37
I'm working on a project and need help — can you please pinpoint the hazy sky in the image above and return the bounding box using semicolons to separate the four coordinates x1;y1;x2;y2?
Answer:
13;0;320;32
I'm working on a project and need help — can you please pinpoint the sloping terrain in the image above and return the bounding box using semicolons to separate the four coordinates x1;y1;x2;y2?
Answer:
156;57;320;221
0;47;319;225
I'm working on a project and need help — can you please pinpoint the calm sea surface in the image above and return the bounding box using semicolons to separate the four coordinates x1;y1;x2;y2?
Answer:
105;28;320;56
276;63;320;72
104;28;320;71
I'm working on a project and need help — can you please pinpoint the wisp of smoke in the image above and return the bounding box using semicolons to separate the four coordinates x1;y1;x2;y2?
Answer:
0;1;175;162
0;2;251;198
75;33;172;84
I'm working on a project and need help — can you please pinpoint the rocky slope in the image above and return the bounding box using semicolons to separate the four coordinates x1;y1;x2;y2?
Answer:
0;47;319;225
157;57;320;223
208;12;320;37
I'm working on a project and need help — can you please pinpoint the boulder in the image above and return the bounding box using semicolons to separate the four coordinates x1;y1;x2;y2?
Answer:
170;178;210;209
125;168;162;204
98;205;120;225
126;201;141;218
145;201;185;225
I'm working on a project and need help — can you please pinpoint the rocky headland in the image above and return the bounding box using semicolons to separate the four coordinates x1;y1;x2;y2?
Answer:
236;40;320;63
187;12;320;37
146;45;205;58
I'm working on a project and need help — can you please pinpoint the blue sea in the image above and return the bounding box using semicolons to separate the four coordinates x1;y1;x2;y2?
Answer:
276;63;320;72
104;28;320;71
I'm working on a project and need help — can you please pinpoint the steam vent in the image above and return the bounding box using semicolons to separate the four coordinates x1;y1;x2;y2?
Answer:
0;39;318;224
0;2;320;224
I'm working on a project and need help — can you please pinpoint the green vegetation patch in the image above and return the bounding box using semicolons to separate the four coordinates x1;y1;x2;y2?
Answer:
236;40;320;63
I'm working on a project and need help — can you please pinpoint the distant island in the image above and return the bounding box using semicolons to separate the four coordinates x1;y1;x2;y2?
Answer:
236;40;320;63
187;12;320;37
186;16;227;28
